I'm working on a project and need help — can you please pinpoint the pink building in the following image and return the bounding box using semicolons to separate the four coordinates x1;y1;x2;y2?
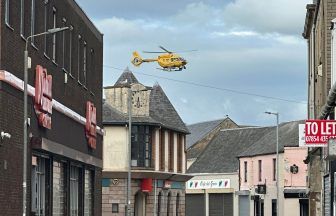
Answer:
237;121;308;216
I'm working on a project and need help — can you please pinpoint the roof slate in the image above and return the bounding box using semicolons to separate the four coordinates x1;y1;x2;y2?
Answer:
103;69;189;133
186;119;224;149
187;120;303;173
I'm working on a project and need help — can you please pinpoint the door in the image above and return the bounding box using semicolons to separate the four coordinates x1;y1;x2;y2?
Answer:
186;194;205;216
239;196;250;216
209;194;224;216
134;192;146;216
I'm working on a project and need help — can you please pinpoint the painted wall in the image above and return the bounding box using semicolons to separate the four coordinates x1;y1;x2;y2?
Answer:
103;126;128;171
283;147;308;187
186;173;239;216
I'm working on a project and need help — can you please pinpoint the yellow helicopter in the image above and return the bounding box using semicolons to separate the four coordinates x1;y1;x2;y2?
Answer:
131;46;196;71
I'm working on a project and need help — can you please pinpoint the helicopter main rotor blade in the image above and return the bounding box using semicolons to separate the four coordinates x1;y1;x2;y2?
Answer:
159;46;172;53
175;50;198;53
143;51;167;53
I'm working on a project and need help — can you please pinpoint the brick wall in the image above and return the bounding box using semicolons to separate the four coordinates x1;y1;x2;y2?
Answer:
102;178;185;216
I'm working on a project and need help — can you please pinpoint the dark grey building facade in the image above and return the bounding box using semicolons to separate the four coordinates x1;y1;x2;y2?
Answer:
0;0;103;215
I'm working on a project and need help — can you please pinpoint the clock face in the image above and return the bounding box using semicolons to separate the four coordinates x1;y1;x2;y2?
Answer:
132;93;145;108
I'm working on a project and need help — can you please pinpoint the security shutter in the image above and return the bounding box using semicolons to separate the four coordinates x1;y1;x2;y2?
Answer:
209;193;233;216
239;196;249;216
186;194;205;216
209;194;224;216
223;193;234;216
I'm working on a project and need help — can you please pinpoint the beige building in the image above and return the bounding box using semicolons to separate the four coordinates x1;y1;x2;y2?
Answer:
102;68;192;216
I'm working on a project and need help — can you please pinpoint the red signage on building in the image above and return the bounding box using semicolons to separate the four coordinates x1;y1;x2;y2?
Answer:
305;120;336;145
34;65;52;129
141;178;153;192
86;101;97;149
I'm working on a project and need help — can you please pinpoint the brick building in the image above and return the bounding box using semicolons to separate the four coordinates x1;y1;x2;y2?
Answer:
302;0;336;215
0;0;103;215
102;69;192;216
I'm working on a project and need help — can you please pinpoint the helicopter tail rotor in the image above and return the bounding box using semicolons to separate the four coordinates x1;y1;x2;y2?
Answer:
131;51;143;67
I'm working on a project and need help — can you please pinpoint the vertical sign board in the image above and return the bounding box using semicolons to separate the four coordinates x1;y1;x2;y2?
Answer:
34;65;52;129
86;101;97;149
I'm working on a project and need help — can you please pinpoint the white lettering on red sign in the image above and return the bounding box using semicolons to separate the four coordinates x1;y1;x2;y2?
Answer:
305;120;336;146
86;101;97;149
34;65;52;129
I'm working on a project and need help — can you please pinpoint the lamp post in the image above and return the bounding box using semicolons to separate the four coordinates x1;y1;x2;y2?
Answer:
265;111;279;216
23;26;69;216
126;87;132;216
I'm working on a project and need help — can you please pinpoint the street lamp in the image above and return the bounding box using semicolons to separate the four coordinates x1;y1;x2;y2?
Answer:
22;26;69;216
265;111;279;216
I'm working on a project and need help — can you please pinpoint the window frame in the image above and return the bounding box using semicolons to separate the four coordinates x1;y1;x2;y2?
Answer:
131;125;152;168
244;161;247;183
31;0;36;46
20;0;25;37
273;158;276;181
258;160;262;182
52;7;57;63
83;41;87;87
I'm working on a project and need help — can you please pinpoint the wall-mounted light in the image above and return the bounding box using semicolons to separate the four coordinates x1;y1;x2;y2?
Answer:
1;131;11;140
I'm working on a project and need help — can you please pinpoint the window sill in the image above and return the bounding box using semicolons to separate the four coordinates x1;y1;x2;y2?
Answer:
52;60;58;66
44;52;50;60
31;43;38;51
131;166;154;171
68;73;75;79
20;34;27;42
5;23;14;31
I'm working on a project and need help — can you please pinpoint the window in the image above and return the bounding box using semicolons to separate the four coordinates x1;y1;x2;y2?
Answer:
70;165;80;216
69;25;74;75
83;41;87;86
272;199;277;216
31;0;36;44
89;48;95;91
44;1;49;56
131;125;152;167
160;130;165;170
5;0;11;27
177;134;183;172
52;7;57;62
273;158;276;181
176;193;180;216
244;161;247;182
52;161;66;216
258;160;262;182
167;192;171;216
157;192;162;216
20;0;24;36
84;169;93;216
112;203;119;213
169;131;174;171
62;18;67;71
31;155;50;216
77;35;82;83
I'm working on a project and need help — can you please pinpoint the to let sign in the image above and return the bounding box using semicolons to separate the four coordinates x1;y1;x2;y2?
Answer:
305;120;336;146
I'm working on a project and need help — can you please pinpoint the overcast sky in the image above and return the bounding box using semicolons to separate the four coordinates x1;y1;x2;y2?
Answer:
76;0;310;126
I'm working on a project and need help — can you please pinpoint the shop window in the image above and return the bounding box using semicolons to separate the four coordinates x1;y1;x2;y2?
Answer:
167;192;171;216
84;169;94;216
70;165;80;216
52;161;66;215
31;155;50;216
176;193;180;216
157;192;162;216
112;203;118;213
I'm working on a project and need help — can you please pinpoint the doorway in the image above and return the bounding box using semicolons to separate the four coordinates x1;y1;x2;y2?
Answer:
134;191;147;216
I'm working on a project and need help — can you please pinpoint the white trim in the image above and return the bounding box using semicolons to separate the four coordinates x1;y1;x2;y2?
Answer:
0;70;104;135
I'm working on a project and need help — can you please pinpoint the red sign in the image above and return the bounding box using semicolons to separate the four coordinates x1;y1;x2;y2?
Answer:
141;178;153;192
34;65;52;129
305;120;336;145
86;101;97;149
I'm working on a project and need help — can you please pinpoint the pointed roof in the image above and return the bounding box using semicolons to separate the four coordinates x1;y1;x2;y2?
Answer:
149;84;189;133
114;67;139;87
103;70;189;134
186;117;235;149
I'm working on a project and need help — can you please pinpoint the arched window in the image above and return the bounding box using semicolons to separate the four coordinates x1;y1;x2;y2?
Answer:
157;192;162;216
167;192;171;216
176;193;180;216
